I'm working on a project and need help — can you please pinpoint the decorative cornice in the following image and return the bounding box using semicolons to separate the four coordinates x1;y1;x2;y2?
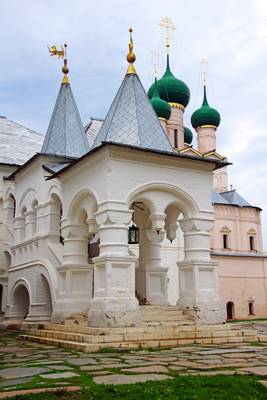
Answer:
168;102;185;111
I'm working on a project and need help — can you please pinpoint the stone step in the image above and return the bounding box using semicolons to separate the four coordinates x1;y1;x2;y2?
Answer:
140;314;189;322
22;329;257;353
139;306;182;311
39;322;252;336
27;326;257;346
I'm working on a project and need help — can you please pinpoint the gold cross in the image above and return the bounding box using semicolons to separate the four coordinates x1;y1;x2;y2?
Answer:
201;58;208;84
159;17;176;53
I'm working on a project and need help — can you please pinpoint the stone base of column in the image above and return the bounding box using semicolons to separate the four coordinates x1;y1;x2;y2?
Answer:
51;299;90;324
177;298;225;325
89;255;139;327
177;259;225;324
136;267;169;305
88;298;140;327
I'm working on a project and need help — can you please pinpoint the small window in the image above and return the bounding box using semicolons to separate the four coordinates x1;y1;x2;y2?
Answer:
248;302;254;315
223;234;228;249
174;129;178;148
249;235;255;251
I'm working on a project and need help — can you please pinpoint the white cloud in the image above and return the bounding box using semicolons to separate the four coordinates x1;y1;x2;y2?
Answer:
0;0;266;247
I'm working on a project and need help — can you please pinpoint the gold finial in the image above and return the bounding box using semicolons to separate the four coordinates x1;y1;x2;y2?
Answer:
126;27;136;74
159;17;176;54
152;49;159;78
201;58;208;84
48;43;69;84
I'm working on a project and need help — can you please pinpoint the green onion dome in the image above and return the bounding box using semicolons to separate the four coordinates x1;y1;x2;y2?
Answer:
184;127;193;145
148;55;190;108
191;86;221;129
150;78;171;120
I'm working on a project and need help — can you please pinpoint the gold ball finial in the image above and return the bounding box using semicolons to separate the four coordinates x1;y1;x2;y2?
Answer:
126;27;136;75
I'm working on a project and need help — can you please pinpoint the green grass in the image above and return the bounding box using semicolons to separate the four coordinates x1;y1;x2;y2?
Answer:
4;375;267;400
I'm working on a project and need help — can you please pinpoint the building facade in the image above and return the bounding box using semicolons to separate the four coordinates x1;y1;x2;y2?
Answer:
0;32;266;328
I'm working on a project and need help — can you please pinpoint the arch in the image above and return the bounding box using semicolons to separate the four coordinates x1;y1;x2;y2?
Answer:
226;301;235;320
18;188;38;213
127;182;199;218
48;185;62;203
10;280;30;320
67;189;98;224
248;302;255;315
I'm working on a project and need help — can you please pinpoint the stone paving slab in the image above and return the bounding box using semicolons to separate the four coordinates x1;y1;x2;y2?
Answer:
0;367;49;380
93;373;173;384
239;366;267;376
0;386;81;399
39;371;79;379
121;365;169;373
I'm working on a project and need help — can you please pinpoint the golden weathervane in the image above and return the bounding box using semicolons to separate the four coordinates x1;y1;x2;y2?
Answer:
47;43;69;84
126;28;136;75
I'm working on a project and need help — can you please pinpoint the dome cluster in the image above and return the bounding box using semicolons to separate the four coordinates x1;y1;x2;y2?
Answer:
148;54;221;138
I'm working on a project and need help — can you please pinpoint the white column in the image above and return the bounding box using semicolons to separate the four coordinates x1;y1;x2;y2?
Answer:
177;215;225;324
137;228;168;305
51;222;93;323
14;217;25;242
24;210;37;238
88;203;139;328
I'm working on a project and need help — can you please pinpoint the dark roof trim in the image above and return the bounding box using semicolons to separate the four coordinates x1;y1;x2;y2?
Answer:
48;141;230;180
5;153;76;180
212;202;262;212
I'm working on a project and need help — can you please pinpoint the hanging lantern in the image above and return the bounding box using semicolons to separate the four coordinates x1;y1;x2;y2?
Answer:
128;223;139;244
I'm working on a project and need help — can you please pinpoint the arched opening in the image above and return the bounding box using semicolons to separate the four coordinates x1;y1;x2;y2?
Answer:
0;284;3;313
39;275;53;320
50;194;63;244
223;234;228;249
11;284;30;320
248;302;254;316
226;301;235;320
31;199;38;236
249;236;255;251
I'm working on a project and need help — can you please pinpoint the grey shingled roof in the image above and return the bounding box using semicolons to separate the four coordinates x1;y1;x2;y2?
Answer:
92;73;173;152
220;190;252;207
213;189;253;207
212;191;229;205
85;118;103;147
41;83;89;157
0;116;43;165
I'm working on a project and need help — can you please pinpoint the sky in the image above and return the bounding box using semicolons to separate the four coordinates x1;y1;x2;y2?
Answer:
0;0;267;248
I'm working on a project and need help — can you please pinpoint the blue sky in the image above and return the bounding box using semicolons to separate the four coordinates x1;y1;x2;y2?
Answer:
0;0;267;248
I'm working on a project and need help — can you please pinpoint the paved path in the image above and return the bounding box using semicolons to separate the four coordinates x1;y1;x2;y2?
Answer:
1;326;267;390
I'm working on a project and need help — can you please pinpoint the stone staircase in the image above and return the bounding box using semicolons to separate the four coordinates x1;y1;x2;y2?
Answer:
21;306;259;353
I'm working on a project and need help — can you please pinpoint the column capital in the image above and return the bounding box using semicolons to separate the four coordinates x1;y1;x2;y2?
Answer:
180;216;213;233
145;229;165;243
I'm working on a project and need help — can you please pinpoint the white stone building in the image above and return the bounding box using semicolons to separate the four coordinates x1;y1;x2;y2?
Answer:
0;32;266;330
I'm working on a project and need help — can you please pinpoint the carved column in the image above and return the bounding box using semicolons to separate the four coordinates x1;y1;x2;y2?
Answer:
177;215;225;324
88;203;139;328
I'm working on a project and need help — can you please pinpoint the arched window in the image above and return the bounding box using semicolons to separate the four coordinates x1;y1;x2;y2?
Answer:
249;236;255;251
223;234;228;249
226;301;235;320
248;302;254;315
174;129;178;148
221;226;230;250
